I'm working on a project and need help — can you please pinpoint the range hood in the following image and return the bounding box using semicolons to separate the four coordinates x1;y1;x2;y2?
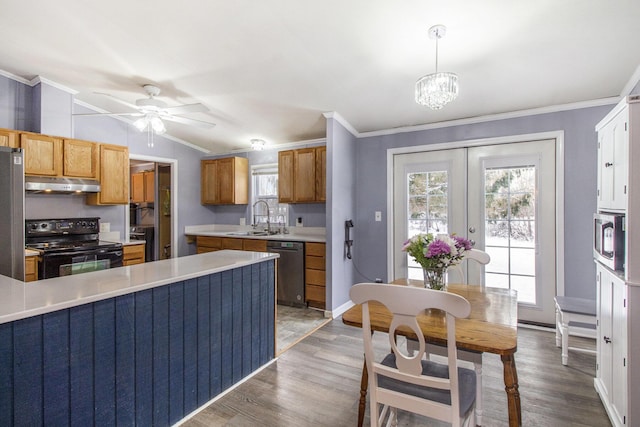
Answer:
25;176;101;194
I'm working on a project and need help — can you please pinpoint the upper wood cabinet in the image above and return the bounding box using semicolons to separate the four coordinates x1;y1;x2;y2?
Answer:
278;146;326;203
0;128;19;148
63;138;99;179
20;132;63;176
278;150;295;203
315;146;326;202
86;144;129;205
201;157;248;205
131;171;155;203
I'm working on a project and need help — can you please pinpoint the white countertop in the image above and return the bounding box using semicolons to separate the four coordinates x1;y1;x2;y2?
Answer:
0;250;278;325
185;224;326;243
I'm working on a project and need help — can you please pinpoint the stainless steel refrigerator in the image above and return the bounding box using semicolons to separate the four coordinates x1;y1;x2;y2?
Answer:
0;147;25;280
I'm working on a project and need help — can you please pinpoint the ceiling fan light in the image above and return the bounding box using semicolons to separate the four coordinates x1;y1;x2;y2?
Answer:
251;138;266;151
151;116;166;134
134;117;148;131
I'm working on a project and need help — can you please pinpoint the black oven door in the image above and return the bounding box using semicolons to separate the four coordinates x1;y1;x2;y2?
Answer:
41;248;124;279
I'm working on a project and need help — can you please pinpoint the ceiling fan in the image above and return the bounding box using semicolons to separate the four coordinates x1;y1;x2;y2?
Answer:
75;84;216;134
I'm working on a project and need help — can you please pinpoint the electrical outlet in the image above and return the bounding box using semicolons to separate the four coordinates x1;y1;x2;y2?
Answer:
239;217;246;226
375;211;382;222
100;222;110;232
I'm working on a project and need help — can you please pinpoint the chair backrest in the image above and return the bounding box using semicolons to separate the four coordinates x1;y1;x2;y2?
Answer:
349;283;471;424
447;248;491;286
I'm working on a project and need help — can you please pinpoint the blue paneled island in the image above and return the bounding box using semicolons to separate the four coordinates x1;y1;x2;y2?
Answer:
0;250;277;426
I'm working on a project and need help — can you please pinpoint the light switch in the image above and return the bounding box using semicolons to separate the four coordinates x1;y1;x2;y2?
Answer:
375;211;382;222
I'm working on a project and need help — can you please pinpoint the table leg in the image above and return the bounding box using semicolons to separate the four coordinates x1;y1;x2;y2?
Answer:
357;357;368;427
501;354;522;427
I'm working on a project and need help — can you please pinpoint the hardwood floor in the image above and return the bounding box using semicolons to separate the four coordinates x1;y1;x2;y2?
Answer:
276;304;330;354
181;319;609;426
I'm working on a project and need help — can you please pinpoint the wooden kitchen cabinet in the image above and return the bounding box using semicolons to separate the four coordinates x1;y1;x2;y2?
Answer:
25;255;38;282
305;242;326;309
278;150;294;203
131;171;155;203
20;132;63;176
278;146;326;203
201;157;248;205
86;144;129;205
123;243;145;265
196;236;223;253
62;138;98;179
0;128;19;148
243;239;267;252
315;146;326;202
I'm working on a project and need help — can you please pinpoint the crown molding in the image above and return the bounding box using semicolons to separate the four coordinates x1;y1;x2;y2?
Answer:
323;111;358;137
30;76;78;94
621;63;640;97
0;69;31;85
357;97;620;139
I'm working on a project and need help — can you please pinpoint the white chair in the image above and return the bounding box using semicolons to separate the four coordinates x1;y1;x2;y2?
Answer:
350;283;476;427
408;248;491;425
447;248;491;286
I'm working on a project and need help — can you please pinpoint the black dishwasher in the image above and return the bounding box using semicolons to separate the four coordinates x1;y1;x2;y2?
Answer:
267;241;305;307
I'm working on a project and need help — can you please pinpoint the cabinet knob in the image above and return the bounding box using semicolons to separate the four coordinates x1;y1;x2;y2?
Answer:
603;336;612;344
604;162;614;167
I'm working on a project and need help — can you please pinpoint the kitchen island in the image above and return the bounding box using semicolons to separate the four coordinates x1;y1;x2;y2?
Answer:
0;250;277;426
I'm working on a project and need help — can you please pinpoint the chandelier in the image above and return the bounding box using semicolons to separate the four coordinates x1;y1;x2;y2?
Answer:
415;25;459;110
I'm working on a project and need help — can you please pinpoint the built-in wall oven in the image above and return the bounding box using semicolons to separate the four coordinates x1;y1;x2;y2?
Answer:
25;218;123;279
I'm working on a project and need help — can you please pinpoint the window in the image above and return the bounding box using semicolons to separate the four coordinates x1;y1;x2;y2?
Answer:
251;164;288;227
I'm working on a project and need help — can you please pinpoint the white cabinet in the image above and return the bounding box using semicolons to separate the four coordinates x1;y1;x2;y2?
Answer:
597;107;628;212
595;263;627;426
594;96;640;427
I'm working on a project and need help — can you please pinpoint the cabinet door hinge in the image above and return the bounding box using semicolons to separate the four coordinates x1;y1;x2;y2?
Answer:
625;122;628;131
624;185;627;194
624;298;627;308
624;357;626;367
597;189;600;196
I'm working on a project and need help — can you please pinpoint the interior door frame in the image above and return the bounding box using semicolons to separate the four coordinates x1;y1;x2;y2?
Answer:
128;153;178;258
386;131;566;296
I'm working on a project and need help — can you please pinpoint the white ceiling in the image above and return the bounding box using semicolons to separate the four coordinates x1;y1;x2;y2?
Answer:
1;1;639;153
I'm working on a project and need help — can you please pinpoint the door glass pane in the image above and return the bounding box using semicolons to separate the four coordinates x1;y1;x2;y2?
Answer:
484;166;537;304
407;170;448;279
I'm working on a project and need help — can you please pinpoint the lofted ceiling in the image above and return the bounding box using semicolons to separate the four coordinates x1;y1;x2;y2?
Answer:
1;1;639;153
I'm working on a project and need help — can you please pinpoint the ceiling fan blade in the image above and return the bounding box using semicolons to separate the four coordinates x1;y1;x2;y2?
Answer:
94;92;140;110
162;103;209;115
73;112;143;117
163;115;216;129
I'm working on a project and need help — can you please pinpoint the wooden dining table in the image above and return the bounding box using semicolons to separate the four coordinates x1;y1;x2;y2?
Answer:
342;279;521;427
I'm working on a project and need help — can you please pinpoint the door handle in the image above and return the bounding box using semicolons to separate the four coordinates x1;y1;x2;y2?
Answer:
468;227;476;233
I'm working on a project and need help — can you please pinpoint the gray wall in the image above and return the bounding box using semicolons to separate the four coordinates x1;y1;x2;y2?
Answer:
0;76;32;131
326;117;357;310
352;105;614;300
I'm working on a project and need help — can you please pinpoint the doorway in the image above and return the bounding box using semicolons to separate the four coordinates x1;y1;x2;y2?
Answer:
128;155;177;261
390;136;560;325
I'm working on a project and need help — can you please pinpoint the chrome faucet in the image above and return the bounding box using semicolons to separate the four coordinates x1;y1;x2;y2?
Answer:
252;200;271;234
276;214;288;234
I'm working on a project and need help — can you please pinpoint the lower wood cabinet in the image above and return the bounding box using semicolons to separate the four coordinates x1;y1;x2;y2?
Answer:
123;243;145;266
196;236;267;253
25;256;38;282
305;242;326;309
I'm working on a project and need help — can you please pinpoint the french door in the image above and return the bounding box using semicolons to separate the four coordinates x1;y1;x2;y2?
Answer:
392;139;557;324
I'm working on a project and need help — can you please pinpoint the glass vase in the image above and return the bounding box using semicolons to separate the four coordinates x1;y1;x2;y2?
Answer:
423;267;446;290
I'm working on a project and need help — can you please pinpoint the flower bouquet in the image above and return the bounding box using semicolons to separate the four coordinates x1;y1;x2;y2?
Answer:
401;233;472;290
